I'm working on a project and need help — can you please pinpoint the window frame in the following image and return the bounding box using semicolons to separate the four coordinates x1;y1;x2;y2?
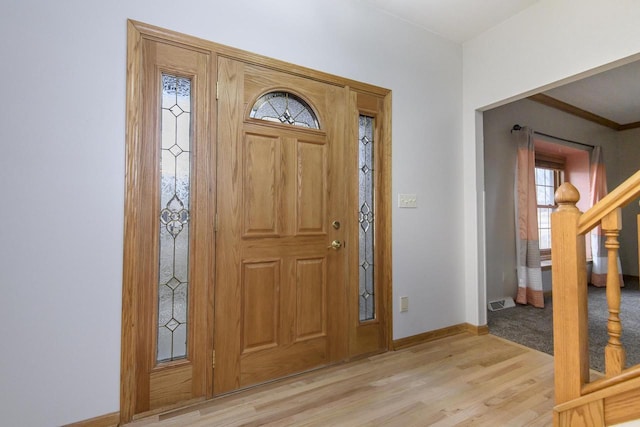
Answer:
535;152;565;261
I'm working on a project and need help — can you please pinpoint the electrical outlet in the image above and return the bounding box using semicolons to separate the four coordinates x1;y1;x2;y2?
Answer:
400;296;409;312
398;193;417;208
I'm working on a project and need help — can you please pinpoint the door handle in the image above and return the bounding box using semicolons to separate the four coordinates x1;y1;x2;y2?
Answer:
327;240;342;250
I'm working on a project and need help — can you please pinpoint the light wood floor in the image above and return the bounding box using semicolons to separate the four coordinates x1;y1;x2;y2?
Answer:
125;334;555;427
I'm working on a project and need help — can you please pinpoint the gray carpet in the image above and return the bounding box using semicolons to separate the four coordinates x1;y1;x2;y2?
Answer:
488;277;640;372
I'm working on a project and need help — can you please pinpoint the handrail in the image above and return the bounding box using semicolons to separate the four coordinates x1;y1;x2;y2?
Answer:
577;169;640;235
582;364;640;395
555;374;640;413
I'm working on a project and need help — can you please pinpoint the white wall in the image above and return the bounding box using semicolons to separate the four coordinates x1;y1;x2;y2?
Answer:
463;0;640;326
616;128;640;277
0;1;463;425
483;98;618;301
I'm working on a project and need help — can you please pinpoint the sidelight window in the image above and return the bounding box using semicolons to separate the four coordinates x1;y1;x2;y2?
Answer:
359;115;375;321
157;74;192;362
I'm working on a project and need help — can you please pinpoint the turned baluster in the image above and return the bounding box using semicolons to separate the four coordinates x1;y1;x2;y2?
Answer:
603;208;625;376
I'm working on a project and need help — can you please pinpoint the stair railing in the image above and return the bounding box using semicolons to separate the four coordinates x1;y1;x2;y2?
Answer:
552;170;640;415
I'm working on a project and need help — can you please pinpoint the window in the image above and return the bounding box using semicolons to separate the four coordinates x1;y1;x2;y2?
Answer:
158;73;192;362
249;91;320;129
535;153;565;260
358;114;375;321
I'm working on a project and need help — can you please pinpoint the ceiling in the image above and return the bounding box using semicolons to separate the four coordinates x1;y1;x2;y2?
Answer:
539;60;640;130
359;0;539;43
360;0;640;131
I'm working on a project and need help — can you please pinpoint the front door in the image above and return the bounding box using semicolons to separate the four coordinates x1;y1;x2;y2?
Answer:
123;21;391;423
214;57;349;393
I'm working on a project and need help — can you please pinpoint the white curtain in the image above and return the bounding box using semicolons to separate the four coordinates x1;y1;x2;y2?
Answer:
514;127;544;307
589;146;623;287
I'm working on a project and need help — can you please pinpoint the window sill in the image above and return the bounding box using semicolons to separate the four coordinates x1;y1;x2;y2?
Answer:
540;259;592;271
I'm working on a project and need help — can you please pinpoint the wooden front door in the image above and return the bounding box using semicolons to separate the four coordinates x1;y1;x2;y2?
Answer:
214;57;349;393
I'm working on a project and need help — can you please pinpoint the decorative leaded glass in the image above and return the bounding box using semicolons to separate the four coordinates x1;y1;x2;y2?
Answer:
359;115;375;321
157;74;191;363
250;91;320;129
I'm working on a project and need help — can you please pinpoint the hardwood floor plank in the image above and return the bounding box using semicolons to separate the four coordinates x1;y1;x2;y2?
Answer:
124;333;554;426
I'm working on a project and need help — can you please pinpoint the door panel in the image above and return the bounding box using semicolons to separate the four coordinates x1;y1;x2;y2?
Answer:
149;364;192;409
242;260;280;352
297;140;327;234
215;57;348;394
295;257;327;339
243;134;281;236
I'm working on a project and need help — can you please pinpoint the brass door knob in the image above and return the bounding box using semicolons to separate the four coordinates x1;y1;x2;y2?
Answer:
327;240;342;250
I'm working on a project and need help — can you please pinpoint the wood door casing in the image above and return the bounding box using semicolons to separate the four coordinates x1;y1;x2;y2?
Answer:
214;58;348;393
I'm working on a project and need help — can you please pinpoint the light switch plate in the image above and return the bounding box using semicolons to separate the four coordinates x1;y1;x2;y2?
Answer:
398;193;417;208
400;296;409;312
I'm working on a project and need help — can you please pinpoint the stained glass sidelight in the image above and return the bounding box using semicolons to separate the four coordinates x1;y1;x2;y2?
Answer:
359;115;375;321
250;91;320;129
157;74;191;363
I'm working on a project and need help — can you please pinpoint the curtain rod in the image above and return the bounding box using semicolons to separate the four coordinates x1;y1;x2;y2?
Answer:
511;124;595;149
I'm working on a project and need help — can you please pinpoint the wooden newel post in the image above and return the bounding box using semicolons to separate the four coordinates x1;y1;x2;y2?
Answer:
551;182;589;405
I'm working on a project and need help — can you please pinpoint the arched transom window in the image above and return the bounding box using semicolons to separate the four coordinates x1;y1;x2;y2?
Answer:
249;91;320;129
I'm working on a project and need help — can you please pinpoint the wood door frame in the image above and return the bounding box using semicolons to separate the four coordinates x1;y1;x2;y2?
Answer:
122;19;393;423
